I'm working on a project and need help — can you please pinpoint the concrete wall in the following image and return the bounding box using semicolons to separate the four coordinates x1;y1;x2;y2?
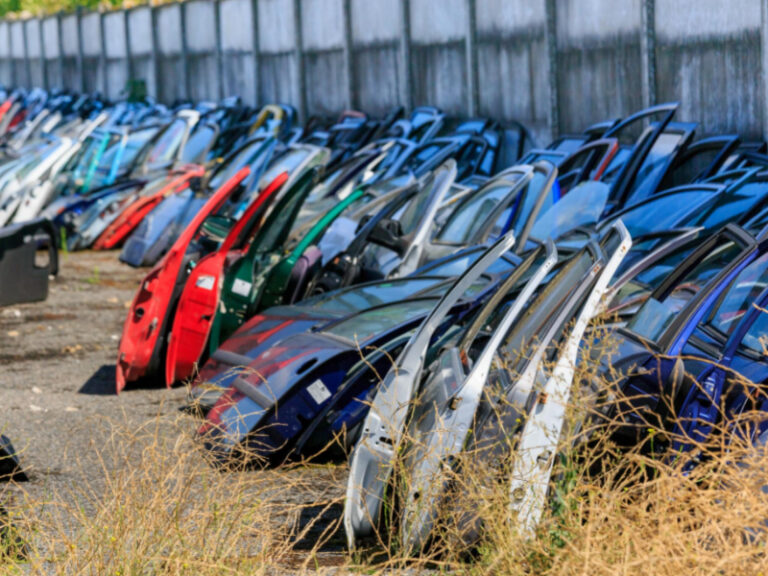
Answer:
4;0;768;143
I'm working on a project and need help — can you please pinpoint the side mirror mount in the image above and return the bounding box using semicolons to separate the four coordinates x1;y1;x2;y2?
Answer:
368;217;408;256
189;176;204;194
356;213;373;233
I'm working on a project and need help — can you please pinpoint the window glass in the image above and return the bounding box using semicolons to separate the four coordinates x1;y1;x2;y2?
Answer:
741;304;768;354
210;139;269;190
181;125;217;164
324;298;438;342
626;240;743;342
664;147;721;189
437;181;518;244
625;132;684;203
298;278;443;316
500;250;595;373
146;119;188;169
745;206;768;236
683;183;768;229
610;190;712;238
706;252;768;337
258;148;311;188
529;181;609;240
512;171;551;237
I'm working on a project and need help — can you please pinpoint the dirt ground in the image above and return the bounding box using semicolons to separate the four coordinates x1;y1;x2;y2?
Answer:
0;250;348;570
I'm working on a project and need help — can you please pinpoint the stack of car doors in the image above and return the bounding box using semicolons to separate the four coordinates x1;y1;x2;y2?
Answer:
344;222;631;551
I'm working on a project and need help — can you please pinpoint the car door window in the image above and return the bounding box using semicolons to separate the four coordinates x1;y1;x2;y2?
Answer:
611;190;712;238
705;251;768;338
436;181;518;244
740;305;768;355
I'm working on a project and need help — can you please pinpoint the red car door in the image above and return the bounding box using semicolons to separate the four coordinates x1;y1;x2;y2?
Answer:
164;171;289;386
93;165;205;250
116;166;251;393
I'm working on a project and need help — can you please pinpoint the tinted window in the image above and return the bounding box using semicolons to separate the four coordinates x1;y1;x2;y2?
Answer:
259;148;311;188
181;125;217;164
611;190;712;238
664;147;722;189
627;240;744;342
706;251;768;337
324;298;438;342
529;181;609;240
299;278;443;316
683;183;768;229
625;132;685;203
437;181;518;244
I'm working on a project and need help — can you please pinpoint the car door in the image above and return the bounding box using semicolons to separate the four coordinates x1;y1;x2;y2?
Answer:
165;171;289;386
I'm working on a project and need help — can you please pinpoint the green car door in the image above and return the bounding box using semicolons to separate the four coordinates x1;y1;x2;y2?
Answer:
208;167;323;353
259;188;368;309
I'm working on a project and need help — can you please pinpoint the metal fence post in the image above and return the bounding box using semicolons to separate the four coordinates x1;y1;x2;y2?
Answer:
22;19;31;88
39;18;47;89
544;0;559;139
100;10;108;96
150;4;161;101
465;0;478;117
640;0;657;109
180;1;191;100
124;9;134;83
250;0;260;105
399;0;412;112
342;0;355;109
75;6;85;92
57;12;64;89
293;0;306;120
214;0;224;100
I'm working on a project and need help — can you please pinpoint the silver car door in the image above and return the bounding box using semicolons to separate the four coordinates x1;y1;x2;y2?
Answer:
398;241;558;551
392;160;458;277
507;220;631;535
344;229;517;548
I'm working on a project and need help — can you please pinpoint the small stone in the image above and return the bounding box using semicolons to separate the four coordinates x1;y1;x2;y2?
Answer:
29;404;43;413
64;406;79;413
31;386;42;395
6;331;19;338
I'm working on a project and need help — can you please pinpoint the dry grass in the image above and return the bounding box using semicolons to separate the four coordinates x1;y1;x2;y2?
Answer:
2;328;768;575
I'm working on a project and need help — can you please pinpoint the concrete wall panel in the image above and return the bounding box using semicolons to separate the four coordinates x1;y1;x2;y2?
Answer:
304;49;346;115
185;0;216;53
258;0;296;53
351;0;400;43
259;52;299;107
0;22;10;87
128;7;152;56
42;17;60;89
411;41;466;114
221;0;253;51
221;0;255;103
157;4;182;55
410;0;467;44
353;44;401;114
81;12;101;56
301;0;344;50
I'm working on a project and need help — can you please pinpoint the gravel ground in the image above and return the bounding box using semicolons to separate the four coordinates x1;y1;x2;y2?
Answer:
0;250;348;570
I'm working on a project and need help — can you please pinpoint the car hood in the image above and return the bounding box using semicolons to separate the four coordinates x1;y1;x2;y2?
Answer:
196;311;345;390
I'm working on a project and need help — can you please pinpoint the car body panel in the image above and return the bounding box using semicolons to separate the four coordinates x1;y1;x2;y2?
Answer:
116;166;252;392
344;230;517;547
164;171;290;386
